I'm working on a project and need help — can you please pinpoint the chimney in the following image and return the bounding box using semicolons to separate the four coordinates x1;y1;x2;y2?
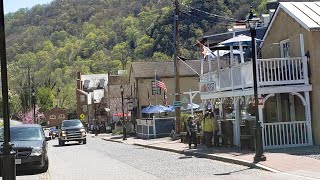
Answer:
76;72;81;89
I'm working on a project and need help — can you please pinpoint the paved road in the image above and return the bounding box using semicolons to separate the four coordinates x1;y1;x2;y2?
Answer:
4;135;320;180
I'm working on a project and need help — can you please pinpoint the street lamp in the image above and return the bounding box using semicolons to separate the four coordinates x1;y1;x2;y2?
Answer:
246;7;266;162
120;85;126;140
0;0;16;178
31;88;36;124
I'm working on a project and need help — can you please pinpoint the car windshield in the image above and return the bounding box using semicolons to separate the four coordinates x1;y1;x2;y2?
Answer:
62;120;83;128
0;127;43;141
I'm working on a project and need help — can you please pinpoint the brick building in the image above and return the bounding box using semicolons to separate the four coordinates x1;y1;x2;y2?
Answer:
44;107;68;127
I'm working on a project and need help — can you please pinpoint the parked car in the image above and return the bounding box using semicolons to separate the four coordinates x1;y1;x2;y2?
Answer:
0;124;49;173
58;119;86;146
49;126;59;139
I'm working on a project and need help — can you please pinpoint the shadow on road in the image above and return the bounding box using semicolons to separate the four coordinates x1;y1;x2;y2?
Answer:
52;142;82;148
16;170;45;176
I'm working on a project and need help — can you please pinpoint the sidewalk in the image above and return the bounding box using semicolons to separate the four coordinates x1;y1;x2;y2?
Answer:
101;135;320;175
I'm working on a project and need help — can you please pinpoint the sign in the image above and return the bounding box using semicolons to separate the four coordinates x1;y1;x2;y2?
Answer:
127;100;134;111
173;101;182;107
79;113;85;120
258;97;263;105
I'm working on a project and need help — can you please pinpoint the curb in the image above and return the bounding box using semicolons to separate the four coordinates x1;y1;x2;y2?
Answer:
133;143;279;173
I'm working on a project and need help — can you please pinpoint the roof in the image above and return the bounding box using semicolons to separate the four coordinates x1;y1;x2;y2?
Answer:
278;2;320;31
130;60;226;79
201;27;267;50
81;74;108;89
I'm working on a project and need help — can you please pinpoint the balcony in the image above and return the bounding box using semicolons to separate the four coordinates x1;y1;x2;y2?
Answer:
200;57;309;93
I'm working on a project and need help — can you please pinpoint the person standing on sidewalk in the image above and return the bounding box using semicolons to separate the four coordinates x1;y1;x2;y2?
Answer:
212;113;220;147
187;116;197;149
202;111;213;148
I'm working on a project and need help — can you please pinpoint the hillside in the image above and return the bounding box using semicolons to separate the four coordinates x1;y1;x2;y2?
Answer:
3;0;267;114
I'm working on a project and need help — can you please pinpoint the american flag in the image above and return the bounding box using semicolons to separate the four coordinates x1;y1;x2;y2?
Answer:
155;75;167;92
163;92;168;106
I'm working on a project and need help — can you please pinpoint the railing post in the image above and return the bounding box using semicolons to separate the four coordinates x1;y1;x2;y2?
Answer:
231;67;234;90
302;57;309;85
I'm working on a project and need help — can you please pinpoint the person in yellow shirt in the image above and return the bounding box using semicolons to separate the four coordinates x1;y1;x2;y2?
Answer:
202;111;213;147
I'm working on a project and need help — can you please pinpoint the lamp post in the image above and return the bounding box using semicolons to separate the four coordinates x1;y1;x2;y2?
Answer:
0;0;16;179
246;7;266;162
31;88;36;124
120;85;126;140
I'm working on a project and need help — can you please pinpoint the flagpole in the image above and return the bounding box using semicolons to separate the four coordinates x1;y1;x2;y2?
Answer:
155;70;157;105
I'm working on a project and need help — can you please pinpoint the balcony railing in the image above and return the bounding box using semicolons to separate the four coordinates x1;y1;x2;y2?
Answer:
199;57;309;93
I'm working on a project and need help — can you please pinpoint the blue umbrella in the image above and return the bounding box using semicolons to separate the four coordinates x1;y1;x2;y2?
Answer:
142;105;173;114
141;105;153;113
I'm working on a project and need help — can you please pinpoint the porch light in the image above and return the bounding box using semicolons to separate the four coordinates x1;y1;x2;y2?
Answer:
246;6;266;163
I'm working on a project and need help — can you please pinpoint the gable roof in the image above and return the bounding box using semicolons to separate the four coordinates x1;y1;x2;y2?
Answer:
130;60;225;79
260;1;320;48
280;2;320;31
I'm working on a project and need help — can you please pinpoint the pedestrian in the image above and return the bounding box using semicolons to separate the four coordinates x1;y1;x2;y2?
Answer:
95;124;99;136
211;113;220;147
187;116;197;149
202;110;213;148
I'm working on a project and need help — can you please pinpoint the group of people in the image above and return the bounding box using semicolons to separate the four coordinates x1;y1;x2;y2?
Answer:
186;110;219;149
88;123;106;136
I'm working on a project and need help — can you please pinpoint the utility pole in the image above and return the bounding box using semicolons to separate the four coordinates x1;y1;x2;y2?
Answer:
0;0;16;178
173;0;181;134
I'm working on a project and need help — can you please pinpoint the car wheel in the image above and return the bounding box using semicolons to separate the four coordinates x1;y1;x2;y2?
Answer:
83;138;87;144
39;157;49;173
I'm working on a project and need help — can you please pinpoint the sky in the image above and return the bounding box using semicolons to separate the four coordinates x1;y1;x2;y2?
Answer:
4;0;54;14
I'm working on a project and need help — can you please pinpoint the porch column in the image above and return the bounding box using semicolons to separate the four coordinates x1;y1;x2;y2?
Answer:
258;101;265;149
289;93;296;121
234;97;241;147
304;91;313;145
276;94;282;122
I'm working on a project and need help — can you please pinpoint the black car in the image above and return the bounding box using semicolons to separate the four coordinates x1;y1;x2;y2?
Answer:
0;124;49;173
49;126;58;139
58;119;86;146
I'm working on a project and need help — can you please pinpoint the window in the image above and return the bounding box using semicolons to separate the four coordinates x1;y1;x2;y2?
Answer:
280;39;290;58
80;95;85;102
58;114;65;119
151;81;161;95
49;115;56;119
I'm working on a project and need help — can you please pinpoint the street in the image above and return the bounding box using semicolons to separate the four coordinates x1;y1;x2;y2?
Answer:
3;135;318;180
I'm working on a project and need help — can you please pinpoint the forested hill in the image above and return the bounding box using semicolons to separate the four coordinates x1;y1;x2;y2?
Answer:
3;0;267;114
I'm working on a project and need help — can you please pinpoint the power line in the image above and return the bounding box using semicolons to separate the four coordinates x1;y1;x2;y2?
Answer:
181;5;242;23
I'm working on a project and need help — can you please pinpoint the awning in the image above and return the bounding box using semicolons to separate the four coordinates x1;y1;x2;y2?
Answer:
113;112;131;117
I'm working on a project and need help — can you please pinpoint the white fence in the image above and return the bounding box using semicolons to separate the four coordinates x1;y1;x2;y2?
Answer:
263;121;311;149
199;57;308;93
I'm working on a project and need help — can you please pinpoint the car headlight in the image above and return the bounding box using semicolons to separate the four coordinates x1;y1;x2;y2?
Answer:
61;130;66;136
31;147;43;156
80;128;85;132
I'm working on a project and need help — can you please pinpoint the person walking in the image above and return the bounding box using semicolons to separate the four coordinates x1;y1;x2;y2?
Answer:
187;116;197;149
202;111;213;148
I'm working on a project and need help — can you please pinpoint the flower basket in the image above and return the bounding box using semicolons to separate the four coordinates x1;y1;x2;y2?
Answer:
247;103;256;116
224;101;234;114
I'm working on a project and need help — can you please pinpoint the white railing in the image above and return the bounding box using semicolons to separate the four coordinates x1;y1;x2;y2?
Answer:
263;121;310;149
257;57;308;86
199;57;309;93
